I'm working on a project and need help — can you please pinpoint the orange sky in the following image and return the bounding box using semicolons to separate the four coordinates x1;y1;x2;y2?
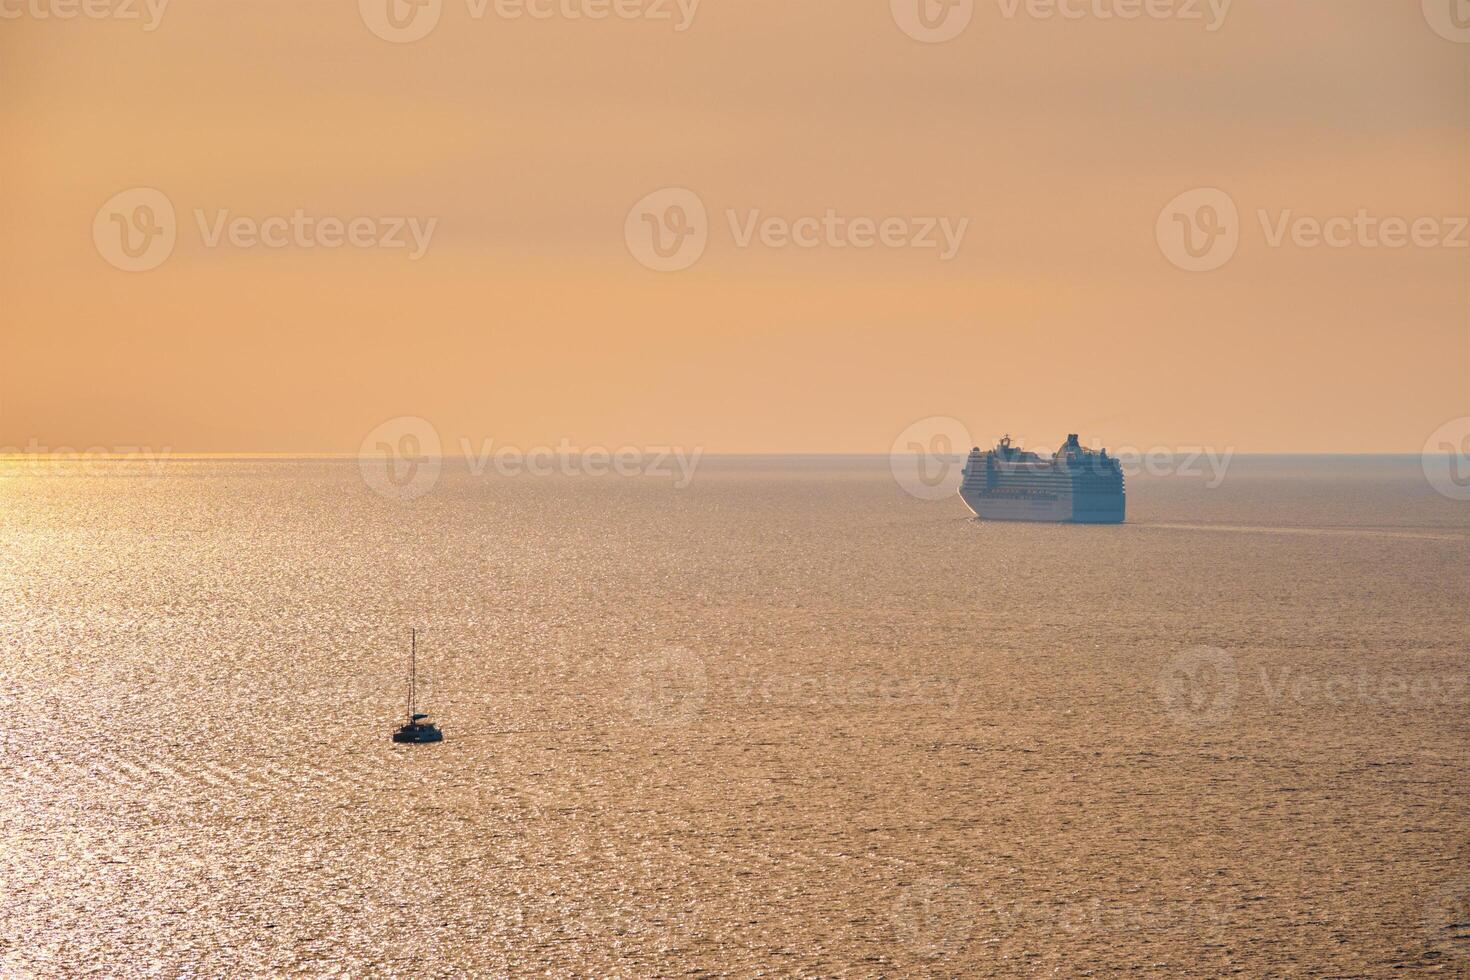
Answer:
2;0;1466;454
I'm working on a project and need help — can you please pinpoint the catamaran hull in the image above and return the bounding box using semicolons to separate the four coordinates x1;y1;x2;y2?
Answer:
392;728;443;744
959;489;1125;524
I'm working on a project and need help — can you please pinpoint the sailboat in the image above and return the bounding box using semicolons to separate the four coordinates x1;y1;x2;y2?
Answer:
391;628;443;744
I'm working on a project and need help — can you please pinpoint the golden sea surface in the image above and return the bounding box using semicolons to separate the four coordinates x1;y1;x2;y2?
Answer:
1;456;1466;976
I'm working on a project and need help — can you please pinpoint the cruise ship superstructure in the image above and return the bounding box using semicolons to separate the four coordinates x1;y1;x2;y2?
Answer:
959;434;1125;524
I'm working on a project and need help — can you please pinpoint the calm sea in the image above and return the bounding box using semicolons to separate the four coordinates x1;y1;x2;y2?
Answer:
1;456;1466;975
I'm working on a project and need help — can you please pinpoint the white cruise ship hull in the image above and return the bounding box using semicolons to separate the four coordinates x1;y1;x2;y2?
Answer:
959;488;1125;524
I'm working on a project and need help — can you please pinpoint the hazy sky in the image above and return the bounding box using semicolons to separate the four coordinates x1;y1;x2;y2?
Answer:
3;0;1466;453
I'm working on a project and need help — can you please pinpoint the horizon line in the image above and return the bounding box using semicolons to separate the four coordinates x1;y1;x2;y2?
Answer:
0;450;1442;461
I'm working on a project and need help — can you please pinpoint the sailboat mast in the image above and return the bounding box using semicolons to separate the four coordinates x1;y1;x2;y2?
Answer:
409;627;416;722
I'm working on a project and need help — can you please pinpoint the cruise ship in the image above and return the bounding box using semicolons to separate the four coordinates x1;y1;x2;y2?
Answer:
959;434;1125;523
